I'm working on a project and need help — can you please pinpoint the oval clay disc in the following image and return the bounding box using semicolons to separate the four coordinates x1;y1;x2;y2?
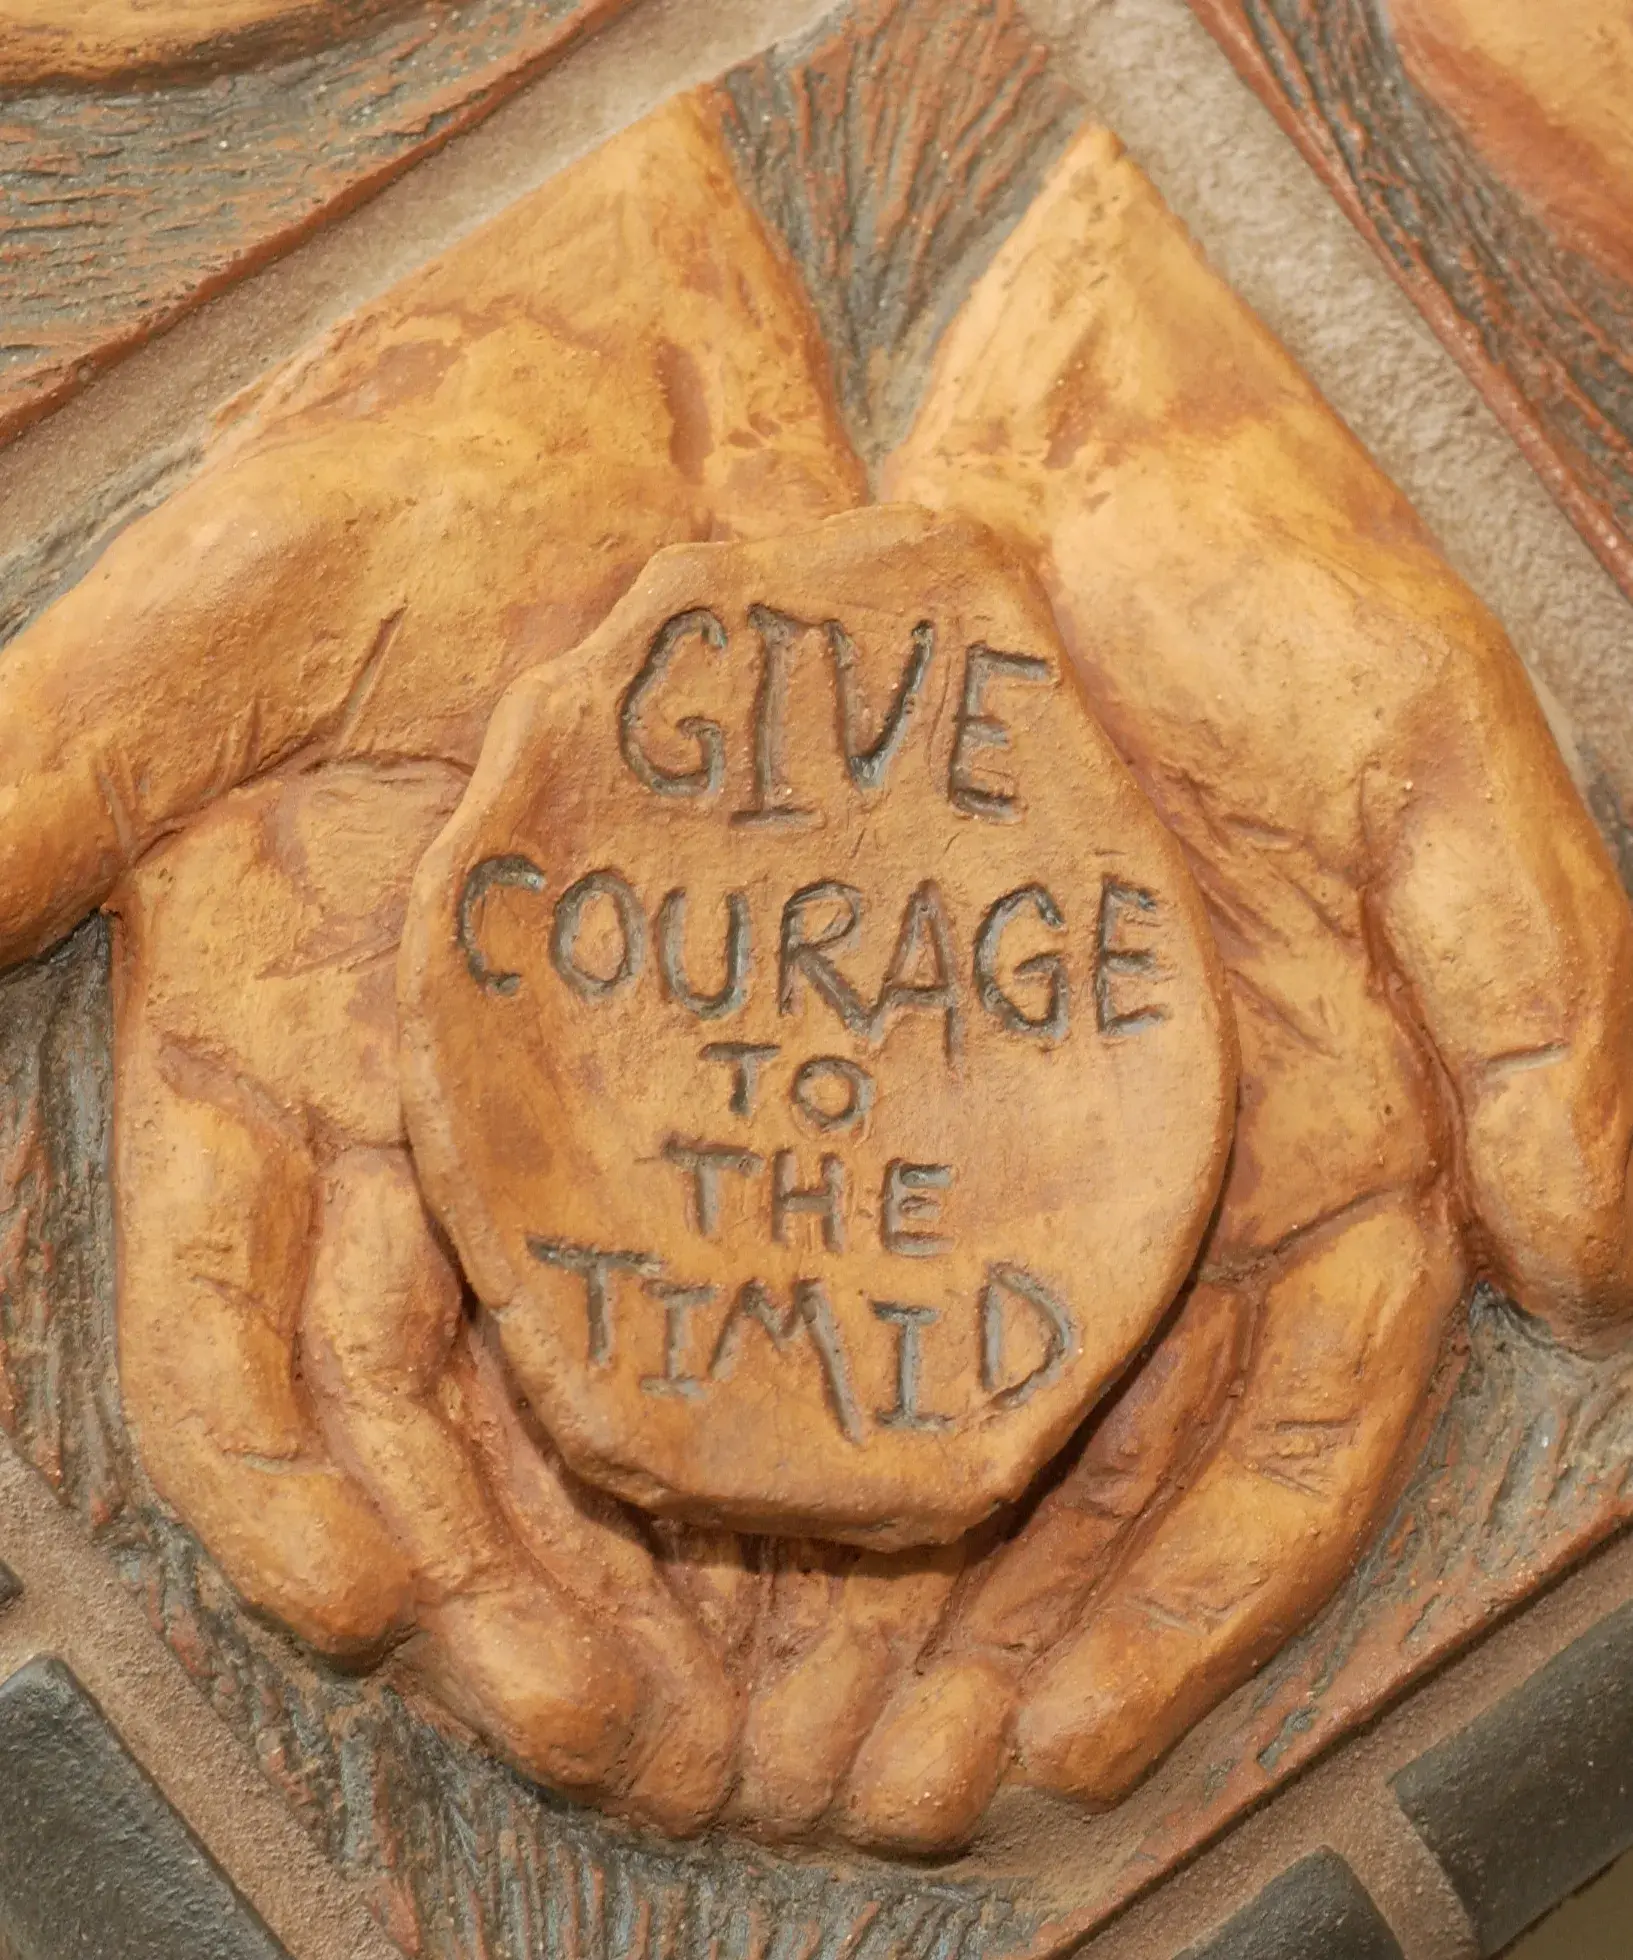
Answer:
400;505;1235;1548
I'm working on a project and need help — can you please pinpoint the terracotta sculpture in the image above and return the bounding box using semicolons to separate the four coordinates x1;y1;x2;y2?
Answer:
4;90;1632;1857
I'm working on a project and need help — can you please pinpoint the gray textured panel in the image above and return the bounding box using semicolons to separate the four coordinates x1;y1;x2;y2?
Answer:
1393;1597;1633;1954
0;1655;288;1960
1179;1852;1403;1960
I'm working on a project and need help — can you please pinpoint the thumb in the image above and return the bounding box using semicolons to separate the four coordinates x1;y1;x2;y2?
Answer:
0;432;405;966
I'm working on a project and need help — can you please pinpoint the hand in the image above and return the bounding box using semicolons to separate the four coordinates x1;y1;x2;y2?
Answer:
0;95;881;1839
842;123;1633;1846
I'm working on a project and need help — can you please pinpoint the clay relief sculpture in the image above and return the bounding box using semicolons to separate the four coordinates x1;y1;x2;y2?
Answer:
5;82;1633;1862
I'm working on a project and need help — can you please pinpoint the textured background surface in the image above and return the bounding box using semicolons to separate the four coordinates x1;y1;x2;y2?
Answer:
0;0;634;440
7;0;1633;1955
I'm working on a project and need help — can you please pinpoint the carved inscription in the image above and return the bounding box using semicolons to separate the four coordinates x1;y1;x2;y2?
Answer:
461;866;1160;1059
455;613;1168;1442
404;509;1233;1542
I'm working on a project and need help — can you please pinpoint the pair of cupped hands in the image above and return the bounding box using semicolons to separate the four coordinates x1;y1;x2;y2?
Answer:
4;98;1633;1854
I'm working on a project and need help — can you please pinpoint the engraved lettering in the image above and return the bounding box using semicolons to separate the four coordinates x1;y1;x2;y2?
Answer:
551;870;646;1000
640;1278;714;1399
771;1149;846;1254
662;1136;762;1238
658;888;750;1019
948;645;1052;820
619;607;728;797
734;605;816;828
871;879;961;1058
701;1040;780;1117
975;885;1069;1040
1096;879;1166;1035
709;1279;863;1441
778;880;872;1033
458;854;545;996
881;1161;952;1257
871;1303;952;1431
827;618;935;790
789;1055;875;1134
979;1262;1078;1409
434;520;1237;1540
527;1238;660;1367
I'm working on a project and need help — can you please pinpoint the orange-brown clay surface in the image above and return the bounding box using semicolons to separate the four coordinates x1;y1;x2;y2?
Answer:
1387;0;1633;287
0;0;405;84
400;508;1233;1546
4;65;1633;1864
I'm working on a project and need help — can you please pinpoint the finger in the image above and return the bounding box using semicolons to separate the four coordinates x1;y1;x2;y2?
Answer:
1015;1194;1462;1805
1144;776;1446;1260
0;433;404;968
731;1538;963;1840
301;1148;644;1797
300;1150;509;1594
1;93;864;970
111;767;468;1649
115;1037;413;1654
454;1332;740;1835
1376;680;1633;1340
948;1281;1250;1658
647;1519;768;1669
840;1281;1247;1851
